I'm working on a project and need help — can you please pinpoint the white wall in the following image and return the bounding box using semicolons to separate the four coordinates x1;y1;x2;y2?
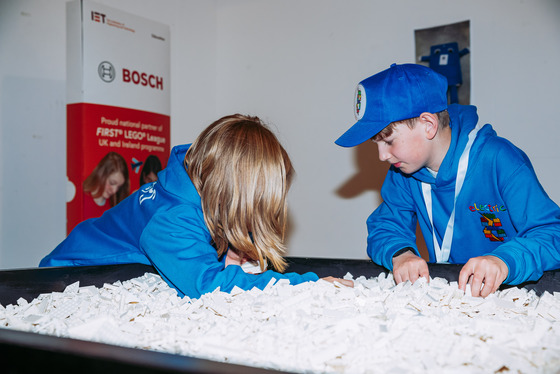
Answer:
214;0;560;259
1;0;559;269
0;0;219;268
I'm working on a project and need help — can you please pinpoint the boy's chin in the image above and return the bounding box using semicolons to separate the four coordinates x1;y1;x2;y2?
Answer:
393;165;418;175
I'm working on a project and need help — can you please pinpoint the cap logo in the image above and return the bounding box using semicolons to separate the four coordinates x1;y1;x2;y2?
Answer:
355;84;366;120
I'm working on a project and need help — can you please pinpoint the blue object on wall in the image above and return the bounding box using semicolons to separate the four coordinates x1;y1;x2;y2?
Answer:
420;42;469;104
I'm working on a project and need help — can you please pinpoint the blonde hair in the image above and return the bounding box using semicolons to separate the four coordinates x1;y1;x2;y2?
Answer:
184;114;294;272
83;152;130;207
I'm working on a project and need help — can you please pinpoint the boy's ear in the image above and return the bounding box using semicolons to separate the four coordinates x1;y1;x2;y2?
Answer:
419;112;439;140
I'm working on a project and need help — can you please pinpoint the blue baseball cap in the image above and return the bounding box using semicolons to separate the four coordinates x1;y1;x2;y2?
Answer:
335;63;448;147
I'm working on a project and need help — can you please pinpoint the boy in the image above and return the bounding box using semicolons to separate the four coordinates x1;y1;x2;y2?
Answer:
335;63;560;297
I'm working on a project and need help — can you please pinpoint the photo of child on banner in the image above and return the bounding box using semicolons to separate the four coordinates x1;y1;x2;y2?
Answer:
82;152;130;220
139;155;163;186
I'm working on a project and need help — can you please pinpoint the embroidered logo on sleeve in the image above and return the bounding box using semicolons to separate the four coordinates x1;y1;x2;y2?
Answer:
139;182;157;205
479;213;507;242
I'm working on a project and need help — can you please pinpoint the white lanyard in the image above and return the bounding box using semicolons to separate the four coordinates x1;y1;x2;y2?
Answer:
421;123;483;263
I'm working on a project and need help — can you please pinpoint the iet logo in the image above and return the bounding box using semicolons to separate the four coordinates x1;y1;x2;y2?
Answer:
91;11;106;23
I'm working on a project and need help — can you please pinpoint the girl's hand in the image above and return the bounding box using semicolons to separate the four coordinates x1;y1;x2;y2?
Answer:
321;276;354;287
225;249;264;274
225;249;248;267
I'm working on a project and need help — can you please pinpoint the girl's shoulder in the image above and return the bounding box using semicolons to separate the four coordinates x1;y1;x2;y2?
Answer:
143;202;211;242
152;201;206;225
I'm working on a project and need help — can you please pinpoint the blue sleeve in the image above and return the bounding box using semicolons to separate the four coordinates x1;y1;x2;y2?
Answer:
139;205;318;298
489;160;560;285
366;168;420;270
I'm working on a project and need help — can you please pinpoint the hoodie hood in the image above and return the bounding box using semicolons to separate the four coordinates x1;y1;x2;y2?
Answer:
411;104;481;186
156;144;201;206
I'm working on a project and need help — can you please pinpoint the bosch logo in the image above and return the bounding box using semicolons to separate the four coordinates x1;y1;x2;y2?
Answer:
123;69;164;90
98;61;116;83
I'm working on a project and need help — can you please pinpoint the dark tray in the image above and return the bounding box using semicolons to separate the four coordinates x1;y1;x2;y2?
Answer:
1;257;559;374
3;257;559;307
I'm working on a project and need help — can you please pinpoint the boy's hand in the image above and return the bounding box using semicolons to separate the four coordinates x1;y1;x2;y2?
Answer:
458;256;508;297
392;251;430;284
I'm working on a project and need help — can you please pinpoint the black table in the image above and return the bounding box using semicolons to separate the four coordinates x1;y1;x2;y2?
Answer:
1;257;559;374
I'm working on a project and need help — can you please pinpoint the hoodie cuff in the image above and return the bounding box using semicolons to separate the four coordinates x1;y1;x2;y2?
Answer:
487;252;514;284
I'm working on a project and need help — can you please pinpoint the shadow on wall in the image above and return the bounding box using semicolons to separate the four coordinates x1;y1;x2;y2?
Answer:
335;141;387;199
335;141;429;260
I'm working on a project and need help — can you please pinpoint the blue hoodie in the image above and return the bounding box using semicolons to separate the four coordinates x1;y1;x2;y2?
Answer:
40;145;319;298
367;104;560;284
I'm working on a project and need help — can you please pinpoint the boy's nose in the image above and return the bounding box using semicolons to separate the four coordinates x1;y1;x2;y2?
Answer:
377;144;390;162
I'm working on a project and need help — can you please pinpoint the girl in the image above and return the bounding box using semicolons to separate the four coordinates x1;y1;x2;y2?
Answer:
82;151;130;220
41;114;350;298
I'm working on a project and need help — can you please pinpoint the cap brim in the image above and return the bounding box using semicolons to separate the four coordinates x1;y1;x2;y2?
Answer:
335;120;386;147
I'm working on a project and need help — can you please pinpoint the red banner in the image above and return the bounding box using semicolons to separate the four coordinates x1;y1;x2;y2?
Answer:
66;103;170;233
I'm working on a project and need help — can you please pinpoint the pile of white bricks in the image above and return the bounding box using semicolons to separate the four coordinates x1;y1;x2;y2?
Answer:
1;272;559;373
